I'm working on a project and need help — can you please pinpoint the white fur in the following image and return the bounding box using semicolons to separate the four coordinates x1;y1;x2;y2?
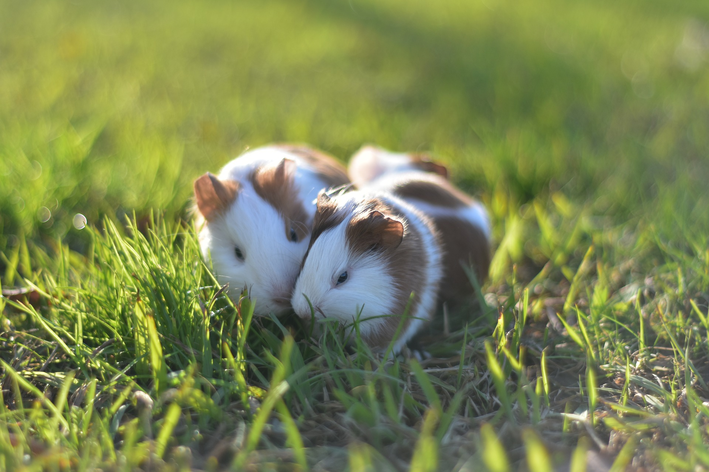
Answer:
349;146;430;188
218;146;330;206
199;146;338;316
362;170;491;239
291;191;442;353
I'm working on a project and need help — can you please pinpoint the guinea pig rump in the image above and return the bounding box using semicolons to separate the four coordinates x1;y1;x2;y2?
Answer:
348;145;449;187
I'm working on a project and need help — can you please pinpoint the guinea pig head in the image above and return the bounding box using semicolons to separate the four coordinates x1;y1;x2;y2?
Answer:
194;158;311;316
291;191;405;335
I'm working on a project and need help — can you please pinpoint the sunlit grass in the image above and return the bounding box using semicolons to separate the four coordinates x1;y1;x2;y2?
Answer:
2;0;709;469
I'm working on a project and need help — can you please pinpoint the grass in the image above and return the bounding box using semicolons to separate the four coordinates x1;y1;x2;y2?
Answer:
2;0;709;470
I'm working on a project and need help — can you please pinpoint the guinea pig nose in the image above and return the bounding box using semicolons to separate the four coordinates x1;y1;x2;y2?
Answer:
293;293;315;317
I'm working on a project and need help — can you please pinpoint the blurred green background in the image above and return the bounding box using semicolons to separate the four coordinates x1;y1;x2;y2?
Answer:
1;0;708;271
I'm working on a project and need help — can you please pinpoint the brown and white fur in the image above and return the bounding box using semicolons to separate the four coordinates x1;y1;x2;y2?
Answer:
347;145;449;188
290;146;491;354
349;146;491;304
193;144;349;316
291;189;443;354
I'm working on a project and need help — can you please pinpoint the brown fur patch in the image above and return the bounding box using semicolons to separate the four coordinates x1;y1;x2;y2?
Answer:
193;173;240;221
387;175;490;305
344;198;432;350
345;209;404;254
434;216;491;303
274;144;350;188
392;176;471;209
250;159;311;242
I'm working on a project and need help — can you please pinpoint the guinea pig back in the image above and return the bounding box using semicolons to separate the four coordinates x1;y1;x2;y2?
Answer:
382;172;491;303
348;145;448;188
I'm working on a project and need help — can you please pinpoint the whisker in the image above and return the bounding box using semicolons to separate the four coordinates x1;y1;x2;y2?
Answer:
291;220;310;233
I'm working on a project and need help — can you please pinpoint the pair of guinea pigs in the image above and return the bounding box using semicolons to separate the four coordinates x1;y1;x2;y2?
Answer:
193;144;491;355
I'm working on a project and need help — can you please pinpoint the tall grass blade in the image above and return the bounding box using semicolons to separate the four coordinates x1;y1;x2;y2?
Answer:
155;402;181;459
275;400;307;471
146;312;167;394
485;341;513;421
480;423;509;472
410;359;442;411
570;436;589;472
523;429;552;472
233;336;294;469
609;436;637;472
410;407;440;472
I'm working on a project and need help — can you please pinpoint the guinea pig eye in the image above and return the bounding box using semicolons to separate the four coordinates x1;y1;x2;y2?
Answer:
336;271;348;286
289;227;298;242
234;247;245;261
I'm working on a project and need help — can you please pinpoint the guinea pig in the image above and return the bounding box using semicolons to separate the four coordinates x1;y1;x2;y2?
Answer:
193;144;350;316
290;147;491;354
349;146;491;304
290;189;443;354
347;145;448;188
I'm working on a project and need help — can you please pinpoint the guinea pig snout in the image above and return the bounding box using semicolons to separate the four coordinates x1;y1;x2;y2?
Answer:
292;293;319;319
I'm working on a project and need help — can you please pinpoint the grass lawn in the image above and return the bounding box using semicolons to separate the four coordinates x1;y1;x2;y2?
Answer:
2;0;709;470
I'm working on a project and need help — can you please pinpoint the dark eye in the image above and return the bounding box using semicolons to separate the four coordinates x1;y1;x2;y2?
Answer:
234;247;245;261
336;271;348;285
289;227;298;242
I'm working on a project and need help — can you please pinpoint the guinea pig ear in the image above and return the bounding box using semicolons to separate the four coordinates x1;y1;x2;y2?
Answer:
370;211;405;249
349;210;404;251
272;157;297;183
413;154;449;179
193;173;240;221
316;189;331;207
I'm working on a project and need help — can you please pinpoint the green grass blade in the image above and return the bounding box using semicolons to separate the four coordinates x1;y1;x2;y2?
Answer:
410;359;442;411
480;423;509;472
146;312;168;394
155;402;182;459
275;400;307;471
485;341;513;422
570;437;589;472
1;360;69;431
523;429;552;472
232;336;294;469
410;407;440;472
609;436;637;472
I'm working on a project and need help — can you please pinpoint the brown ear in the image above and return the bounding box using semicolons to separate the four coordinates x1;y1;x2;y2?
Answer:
316;189;331;208
251;157;297;200
193;173;240;221
420;161;448;179
413;155;449;179
349;210;404;252
271;157;297;183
